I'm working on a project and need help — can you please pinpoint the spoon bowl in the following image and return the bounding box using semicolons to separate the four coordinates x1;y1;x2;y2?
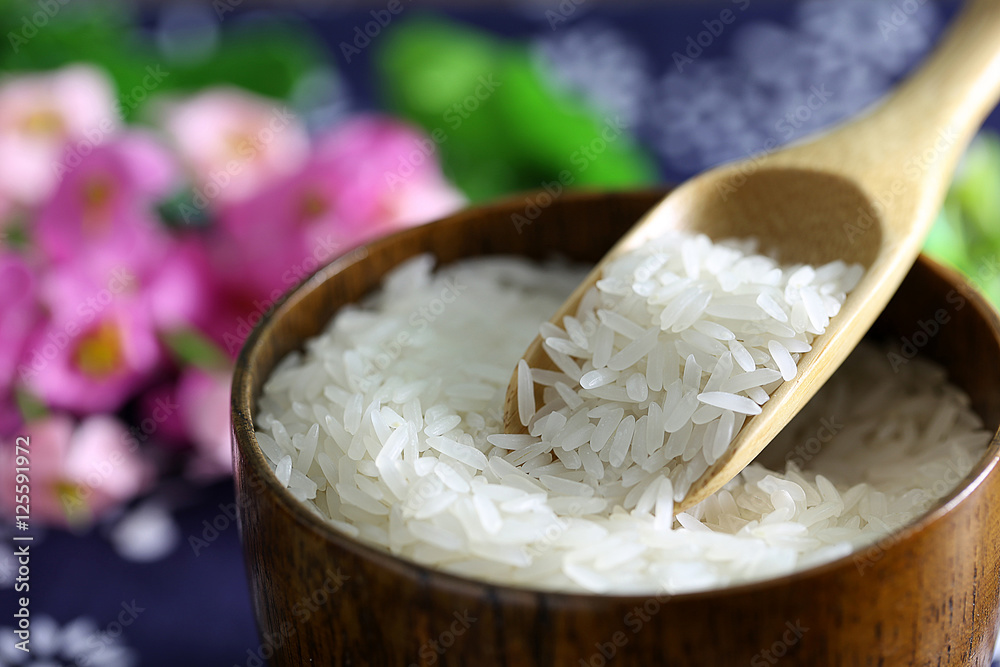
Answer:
648;168;883;267
504;0;1000;509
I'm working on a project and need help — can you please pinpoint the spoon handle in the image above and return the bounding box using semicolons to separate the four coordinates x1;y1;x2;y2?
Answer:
771;0;1000;241
675;0;1000;510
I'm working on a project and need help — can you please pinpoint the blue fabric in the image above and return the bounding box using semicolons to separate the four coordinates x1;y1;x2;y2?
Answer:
1;482;258;666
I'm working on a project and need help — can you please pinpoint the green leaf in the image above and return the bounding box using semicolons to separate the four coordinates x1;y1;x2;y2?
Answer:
375;18;657;201
15;388;48;422
157;190;211;229
925;130;1000;310
376;18;513;200
163;329;229;370
1;216;30;251
924;208;968;274
0;3;162;120
950;133;1000;248
163;21;327;101
0;5;327;119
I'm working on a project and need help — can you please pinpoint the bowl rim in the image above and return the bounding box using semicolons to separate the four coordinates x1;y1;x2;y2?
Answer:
231;188;1000;603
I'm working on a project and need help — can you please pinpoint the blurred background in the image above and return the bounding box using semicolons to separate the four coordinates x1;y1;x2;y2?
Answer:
0;1;997;665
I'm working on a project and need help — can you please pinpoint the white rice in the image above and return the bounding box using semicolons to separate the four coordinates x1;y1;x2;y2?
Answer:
255;243;991;594
516;231;863;503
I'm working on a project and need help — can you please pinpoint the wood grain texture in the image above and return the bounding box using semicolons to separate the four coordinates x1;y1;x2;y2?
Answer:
501;0;1000;512
232;190;1000;666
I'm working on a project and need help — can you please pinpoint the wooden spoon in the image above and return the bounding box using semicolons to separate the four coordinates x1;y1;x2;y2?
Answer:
503;0;1000;511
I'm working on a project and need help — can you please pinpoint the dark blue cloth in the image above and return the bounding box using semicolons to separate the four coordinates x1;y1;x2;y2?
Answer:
1;482;257;666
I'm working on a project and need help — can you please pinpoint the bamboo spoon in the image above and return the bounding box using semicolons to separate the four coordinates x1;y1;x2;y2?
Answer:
503;0;1000;511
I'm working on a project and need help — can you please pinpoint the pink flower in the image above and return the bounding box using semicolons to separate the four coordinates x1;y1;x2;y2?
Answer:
1;414;153;527
176;367;233;479
0;65;120;206
0;253;38;436
20;305;161;414
20;227;213;413
137;383;188;449
0;393;21;437
34;133;177;263
0;253;38;389
41;232;210;333
159;88;310;206
315;115;465;228
19;236;212;414
143;239;215;333
211;163;348;301
0;195;16;232
212;115;464;303
196;282;271;359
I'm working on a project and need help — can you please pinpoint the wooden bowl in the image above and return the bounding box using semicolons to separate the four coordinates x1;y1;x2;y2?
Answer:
231;189;1000;666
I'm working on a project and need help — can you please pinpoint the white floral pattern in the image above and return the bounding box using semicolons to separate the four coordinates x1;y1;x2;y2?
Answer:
0;615;136;667
533;22;652;129
648;0;940;171
537;0;941;174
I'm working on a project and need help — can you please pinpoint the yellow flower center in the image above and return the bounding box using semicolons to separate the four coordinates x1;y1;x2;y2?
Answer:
225;131;254;161
299;190;328;223
81;177;114;236
54;481;90;526
74;322;124;378
20;109;65;137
